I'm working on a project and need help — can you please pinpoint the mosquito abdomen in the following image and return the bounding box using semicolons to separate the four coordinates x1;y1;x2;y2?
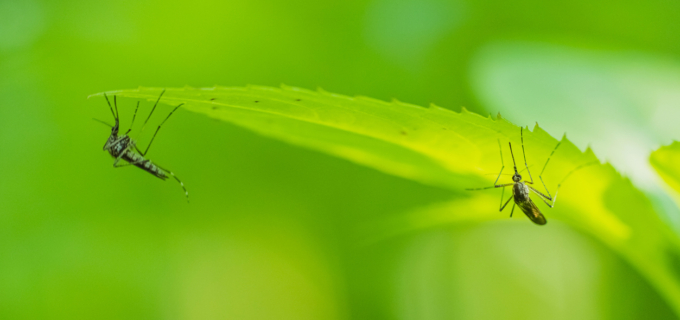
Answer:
124;151;169;180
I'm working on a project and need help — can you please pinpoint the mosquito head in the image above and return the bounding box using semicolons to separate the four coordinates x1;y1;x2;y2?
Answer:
512;173;522;182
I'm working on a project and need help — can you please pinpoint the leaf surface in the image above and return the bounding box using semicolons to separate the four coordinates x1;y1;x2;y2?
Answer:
92;85;680;315
652;142;680;196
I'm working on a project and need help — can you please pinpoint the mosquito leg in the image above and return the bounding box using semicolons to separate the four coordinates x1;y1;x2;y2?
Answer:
510;203;516;217
466;139;509;191
533;161;597;206
466;183;514;191
113;147;145;168
112;141;134;167
112;152;127;167
559;161;599;186
93;118;113;128
493;139;505;186
155;163;189;202
532;161;598;207
113;162;133;168
537;176;553;201
527;184;559;207
125;101;140;135
534;138;563;200
113;152;143;169
527;185;553;200
142;103;184;156
520;127;535;184
518;165;534;175
535;192;557;208
500;193;513;211
541;192;560;208
140;89;166;136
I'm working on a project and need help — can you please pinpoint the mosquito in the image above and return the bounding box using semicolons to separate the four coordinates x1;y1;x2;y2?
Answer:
466;128;593;225
96;90;189;202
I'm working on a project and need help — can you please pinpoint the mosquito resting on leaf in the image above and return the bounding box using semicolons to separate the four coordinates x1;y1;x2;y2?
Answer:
95;90;189;202
467;127;594;225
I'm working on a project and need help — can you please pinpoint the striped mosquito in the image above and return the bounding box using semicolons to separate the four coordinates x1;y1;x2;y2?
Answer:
97;90;189;202
466;128;593;225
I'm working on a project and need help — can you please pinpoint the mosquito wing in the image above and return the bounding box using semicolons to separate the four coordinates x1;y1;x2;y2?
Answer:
516;197;547;225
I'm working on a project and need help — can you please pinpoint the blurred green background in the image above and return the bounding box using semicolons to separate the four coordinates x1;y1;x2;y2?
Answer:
2;0;680;319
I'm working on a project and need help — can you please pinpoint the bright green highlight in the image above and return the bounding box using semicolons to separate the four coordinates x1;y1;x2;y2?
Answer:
652;142;680;196
94;85;680;314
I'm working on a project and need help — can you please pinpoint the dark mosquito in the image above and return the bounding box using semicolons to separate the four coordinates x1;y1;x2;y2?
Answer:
98;90;189;202
466;128;594;225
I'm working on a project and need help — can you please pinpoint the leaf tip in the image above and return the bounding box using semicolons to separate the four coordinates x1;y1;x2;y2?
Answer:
584;145;596;157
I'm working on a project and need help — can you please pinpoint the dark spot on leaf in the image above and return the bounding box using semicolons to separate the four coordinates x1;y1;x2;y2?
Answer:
401;131;407;135
210;98;216;101
296;99;301;101
254;101;259;103
212;106;218;110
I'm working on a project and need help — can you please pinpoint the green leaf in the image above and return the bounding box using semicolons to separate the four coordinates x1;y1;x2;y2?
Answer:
92;85;680;315
651;142;680;196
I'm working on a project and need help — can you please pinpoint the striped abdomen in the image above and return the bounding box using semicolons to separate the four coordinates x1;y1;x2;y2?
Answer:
123;151;168;180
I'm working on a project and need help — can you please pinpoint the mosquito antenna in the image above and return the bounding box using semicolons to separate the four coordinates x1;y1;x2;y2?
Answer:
508;142;518;173
140;89;166;135
103;93;117;122
92;118;113;128
113;95;120;122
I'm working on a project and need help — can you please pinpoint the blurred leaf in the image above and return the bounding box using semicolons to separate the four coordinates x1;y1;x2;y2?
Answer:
651;141;680;195
470;42;680;186
93;85;680;316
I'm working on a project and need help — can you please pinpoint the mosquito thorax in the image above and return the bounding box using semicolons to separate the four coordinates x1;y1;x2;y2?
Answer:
105;134;130;156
